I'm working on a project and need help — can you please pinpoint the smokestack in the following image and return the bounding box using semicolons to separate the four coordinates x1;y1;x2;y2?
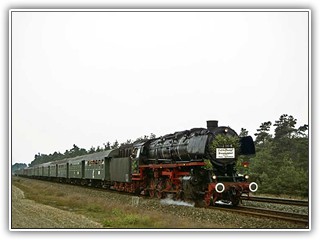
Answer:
207;120;218;132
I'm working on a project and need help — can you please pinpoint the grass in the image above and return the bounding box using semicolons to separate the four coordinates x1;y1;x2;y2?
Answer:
102;209;154;228
12;177;188;228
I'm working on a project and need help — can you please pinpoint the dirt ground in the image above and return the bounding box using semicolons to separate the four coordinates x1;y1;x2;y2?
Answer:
11;185;102;229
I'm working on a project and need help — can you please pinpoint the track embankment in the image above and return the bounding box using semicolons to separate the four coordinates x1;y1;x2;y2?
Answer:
11;177;308;229
11;185;103;229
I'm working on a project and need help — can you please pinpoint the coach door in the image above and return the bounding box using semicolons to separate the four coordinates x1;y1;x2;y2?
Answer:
82;160;85;178
104;157;111;181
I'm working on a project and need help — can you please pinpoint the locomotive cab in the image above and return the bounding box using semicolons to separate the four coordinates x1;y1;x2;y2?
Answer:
130;141;149;174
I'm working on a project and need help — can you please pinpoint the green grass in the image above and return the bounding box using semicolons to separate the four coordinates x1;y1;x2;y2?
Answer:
12;178;178;228
102;209;154;228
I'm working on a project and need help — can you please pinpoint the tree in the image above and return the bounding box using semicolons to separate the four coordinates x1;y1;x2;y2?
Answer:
254;121;272;145
96;146;102;152
88;146;96;154
12;163;27;174
296;124;308;138
103;142;111;150
64;149;70;158
239;128;248;137
111;140;119;149
69;144;80;157
248;141;277;190
149;133;157;139
273;114;297;139
52;151;64;161
250;114;309;197
272;156;308;196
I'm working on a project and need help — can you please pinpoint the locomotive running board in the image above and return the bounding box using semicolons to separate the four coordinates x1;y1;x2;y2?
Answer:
131;162;206;181
139;162;205;169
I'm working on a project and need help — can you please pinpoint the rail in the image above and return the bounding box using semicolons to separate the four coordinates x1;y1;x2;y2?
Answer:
211;205;309;226
241;196;309;207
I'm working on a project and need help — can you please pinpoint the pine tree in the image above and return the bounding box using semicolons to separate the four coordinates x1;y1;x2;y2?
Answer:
254;121;272;145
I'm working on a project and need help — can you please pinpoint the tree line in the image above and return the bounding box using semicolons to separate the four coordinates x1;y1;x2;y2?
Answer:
237;114;308;197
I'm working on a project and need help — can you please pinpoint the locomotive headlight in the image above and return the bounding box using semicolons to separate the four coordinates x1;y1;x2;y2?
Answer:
249;182;258;192
212;175;217;180
244;175;249;180
224;128;228;133
215;183;225;193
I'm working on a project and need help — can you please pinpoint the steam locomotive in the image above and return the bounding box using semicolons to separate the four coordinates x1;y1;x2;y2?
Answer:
16;120;258;207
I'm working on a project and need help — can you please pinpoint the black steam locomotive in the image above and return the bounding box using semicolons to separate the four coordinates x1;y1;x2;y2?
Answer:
17;120;258;207
118;120;257;206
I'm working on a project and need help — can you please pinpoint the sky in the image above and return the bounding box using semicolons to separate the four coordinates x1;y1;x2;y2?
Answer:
10;10;310;165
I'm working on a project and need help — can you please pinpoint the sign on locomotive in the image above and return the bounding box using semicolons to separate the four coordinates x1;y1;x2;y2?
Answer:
16;120;258;207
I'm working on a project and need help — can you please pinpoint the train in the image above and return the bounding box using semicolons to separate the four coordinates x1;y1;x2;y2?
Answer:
15;120;258;207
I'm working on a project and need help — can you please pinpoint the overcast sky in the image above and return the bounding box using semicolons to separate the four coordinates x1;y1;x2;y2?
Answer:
11;10;309;165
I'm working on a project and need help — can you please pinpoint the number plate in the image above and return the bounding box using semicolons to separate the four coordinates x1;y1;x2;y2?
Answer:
216;148;235;158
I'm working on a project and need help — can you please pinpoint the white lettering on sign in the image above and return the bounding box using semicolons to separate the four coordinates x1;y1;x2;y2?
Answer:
216;148;235;159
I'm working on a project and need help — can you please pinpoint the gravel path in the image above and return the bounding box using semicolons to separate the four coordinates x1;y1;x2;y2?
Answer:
11;185;102;229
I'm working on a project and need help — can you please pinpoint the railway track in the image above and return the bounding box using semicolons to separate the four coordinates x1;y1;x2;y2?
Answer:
240;196;309;207
212;205;309;226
